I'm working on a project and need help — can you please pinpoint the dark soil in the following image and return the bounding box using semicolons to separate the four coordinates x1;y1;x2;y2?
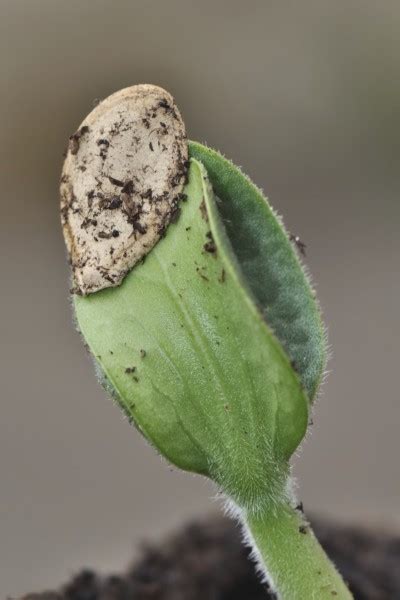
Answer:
20;514;400;600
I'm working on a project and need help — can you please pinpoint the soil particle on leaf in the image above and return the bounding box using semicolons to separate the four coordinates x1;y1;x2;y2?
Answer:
196;266;210;282
298;525;308;534
121;180;135;195
203;240;217;254
199;199;208;222
22;514;400;600
203;231;217;254
289;233;307;257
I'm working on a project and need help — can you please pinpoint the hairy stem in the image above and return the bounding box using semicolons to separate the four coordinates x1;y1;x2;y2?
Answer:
242;501;353;599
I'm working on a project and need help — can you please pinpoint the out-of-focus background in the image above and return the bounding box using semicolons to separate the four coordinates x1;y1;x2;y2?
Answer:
1;0;399;596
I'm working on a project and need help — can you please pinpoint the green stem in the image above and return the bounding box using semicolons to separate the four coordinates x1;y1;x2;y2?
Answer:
243;502;353;600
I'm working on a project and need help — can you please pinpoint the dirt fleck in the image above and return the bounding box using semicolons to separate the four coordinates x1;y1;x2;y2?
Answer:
199;199;208;221
108;176;125;187
289;233;307;257
196;267;209;282
99;196;123;210
204;240;217;254
98;230;118;240
68;125;89;155
299;525;308;535
121;180;134;194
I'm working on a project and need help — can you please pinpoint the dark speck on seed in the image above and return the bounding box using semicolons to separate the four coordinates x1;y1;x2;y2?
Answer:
69;125;89;155
99;196;122;210
149;141;154;151
98;230;117;240
158;99;170;109
121;180;134;195
140;349;146;358
132;221;147;235
125;366;136;374
108;176;124;187
81;217;98;230
142;188;153;200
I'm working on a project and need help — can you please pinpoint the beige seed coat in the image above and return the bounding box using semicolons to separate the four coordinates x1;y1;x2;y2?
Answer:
60;84;188;295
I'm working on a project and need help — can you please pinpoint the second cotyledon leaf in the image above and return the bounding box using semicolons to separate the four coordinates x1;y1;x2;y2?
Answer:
74;151;325;512
189;142;326;402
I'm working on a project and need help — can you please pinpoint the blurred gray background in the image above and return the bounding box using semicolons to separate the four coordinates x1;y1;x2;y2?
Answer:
1;0;399;596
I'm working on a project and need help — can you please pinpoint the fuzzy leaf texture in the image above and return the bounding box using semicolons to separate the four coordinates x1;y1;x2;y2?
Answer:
74;147;327;512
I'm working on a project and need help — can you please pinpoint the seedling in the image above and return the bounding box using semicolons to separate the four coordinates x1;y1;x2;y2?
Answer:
61;85;353;599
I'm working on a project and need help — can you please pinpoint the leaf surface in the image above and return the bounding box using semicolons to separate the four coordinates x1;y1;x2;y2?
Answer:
189;142;326;401
74;159;309;509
